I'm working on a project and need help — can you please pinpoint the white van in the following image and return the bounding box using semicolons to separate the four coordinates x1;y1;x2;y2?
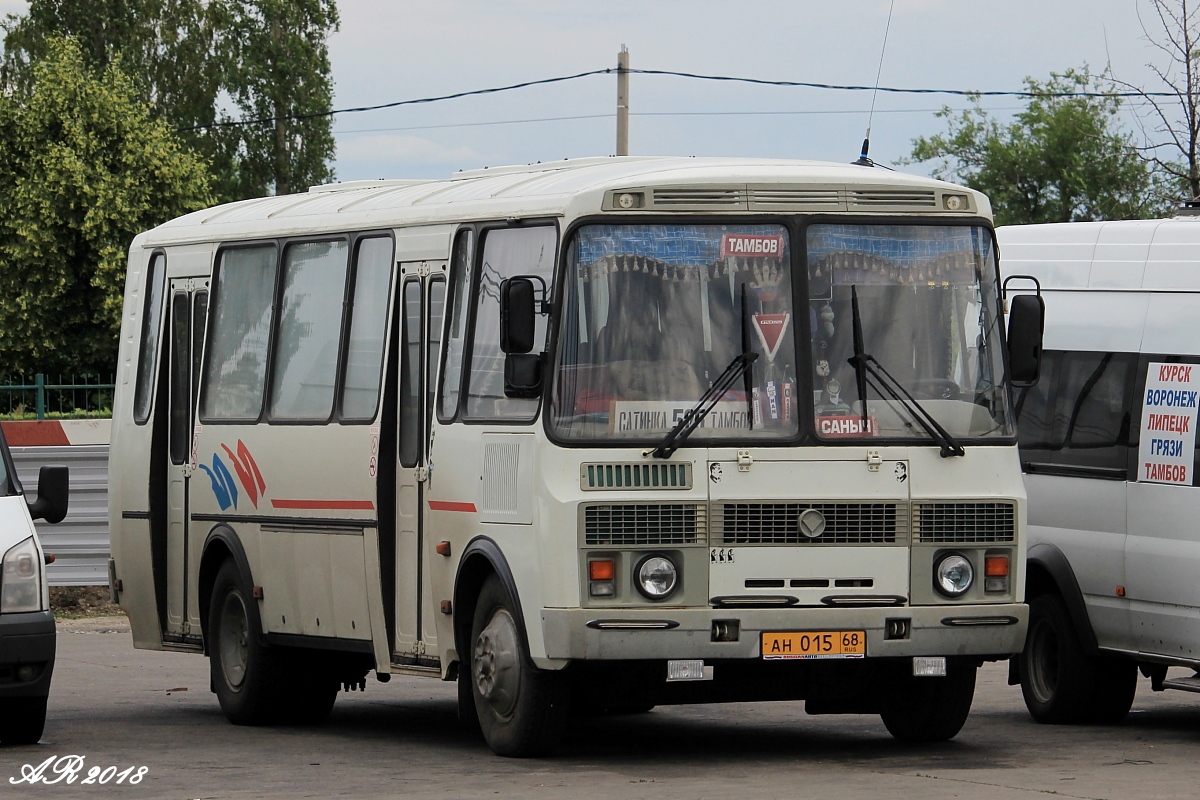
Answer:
0;426;68;745
999;215;1200;723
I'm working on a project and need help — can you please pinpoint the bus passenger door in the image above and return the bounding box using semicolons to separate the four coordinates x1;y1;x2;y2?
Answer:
393;265;446;660
164;279;209;639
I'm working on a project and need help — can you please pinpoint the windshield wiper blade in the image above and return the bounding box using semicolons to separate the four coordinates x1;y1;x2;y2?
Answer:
647;351;759;459
847;286;965;458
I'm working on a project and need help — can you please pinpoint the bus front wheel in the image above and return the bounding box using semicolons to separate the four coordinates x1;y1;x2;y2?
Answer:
468;575;569;757
208;560;284;725
879;658;977;742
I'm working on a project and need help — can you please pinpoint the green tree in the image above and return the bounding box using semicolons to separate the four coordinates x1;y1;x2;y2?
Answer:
216;0;339;197
0;37;213;376
1;0;340;201
906;68;1167;225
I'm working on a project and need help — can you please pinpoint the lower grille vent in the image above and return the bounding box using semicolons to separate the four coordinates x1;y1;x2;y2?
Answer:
584;504;706;546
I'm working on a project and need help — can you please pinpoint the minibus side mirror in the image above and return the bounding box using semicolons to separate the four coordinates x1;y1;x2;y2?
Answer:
27;465;69;524
500;277;537;355
1007;294;1045;388
500;276;548;398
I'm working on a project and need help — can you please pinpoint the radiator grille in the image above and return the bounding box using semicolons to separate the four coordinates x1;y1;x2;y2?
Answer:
912;502;1015;543
713;503;901;545
584;504;706;546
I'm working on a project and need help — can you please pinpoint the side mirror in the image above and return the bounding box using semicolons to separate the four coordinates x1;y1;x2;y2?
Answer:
500;277;537;354
1007;293;1045;388
504;353;543;399
28;465;69;524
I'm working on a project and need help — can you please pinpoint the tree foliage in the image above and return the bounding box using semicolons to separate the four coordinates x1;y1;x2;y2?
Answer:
0;38;213;375
1;0;339;201
1113;0;1200;203
906;69;1166;226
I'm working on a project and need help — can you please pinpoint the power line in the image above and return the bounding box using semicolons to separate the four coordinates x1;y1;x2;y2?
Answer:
182;66;1177;133
334;106;1028;136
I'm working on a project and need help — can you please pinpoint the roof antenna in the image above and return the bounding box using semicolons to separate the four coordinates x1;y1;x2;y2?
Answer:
854;0;896;167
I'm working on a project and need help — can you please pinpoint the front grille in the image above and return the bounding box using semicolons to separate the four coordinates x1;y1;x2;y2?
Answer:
912;502;1015;543
584;504;706;546
713;503;900;545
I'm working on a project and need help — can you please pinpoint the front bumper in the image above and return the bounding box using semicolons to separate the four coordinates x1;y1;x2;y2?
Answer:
541;602;1027;661
0;609;56;699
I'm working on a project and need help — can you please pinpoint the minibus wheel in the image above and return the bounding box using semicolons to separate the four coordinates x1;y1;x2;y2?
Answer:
0;697;47;744
208;560;284;725
879;658;977;742
468;575;569;756
1020;593;1095;723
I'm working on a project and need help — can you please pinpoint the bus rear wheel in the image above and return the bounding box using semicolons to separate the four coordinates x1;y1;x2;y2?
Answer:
879;658;977;742
469;575;569;757
208;560;285;725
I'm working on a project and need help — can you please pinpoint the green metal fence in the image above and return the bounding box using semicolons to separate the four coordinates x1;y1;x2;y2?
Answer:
0;374;115;419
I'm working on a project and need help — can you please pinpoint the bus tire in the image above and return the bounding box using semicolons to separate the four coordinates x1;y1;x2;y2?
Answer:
282;667;339;725
208;560;284;725
1019;593;1097;724
0;697;47;744
879;659;977;742
469;575;569;757
1088;657;1137;724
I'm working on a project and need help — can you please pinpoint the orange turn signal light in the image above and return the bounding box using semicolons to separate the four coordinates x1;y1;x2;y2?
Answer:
589;559;615;581
984;556;1010;577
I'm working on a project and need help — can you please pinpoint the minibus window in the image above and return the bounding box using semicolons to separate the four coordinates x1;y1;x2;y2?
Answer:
341;237;394;421
133;253;167;424
439;230;474;420
269;240;349;421
202;245;278;421
399;280;422;467
465;225;557;420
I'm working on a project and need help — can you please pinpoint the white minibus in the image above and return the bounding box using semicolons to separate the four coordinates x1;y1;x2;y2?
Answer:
109;156;1039;756
1001;215;1200;723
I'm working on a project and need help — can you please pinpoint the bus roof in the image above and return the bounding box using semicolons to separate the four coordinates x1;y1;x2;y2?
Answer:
997;215;1200;292
137;155;991;248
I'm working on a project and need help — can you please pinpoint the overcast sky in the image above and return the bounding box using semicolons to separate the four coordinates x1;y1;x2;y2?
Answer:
0;1;1185;184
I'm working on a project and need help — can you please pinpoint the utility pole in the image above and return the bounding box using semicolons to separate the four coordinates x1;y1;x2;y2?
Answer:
616;45;629;156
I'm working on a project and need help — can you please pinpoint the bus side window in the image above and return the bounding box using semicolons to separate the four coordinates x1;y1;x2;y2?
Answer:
427;278;446;431
269;240;349;421
341;236;394;421
133;252;167;424
465;225;557;420
201;245;278;421
399;280;422;468
439;230;474;421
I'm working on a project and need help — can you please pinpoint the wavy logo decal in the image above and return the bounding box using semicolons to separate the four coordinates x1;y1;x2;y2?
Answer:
199;439;266;511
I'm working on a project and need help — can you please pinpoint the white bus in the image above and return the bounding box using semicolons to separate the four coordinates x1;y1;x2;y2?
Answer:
108;156;1038;756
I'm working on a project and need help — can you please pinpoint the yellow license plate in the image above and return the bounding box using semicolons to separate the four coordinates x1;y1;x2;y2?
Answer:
761;631;866;660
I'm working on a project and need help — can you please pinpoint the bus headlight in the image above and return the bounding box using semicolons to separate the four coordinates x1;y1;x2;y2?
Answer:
1;536;43;613
933;553;973;598
635;555;678;600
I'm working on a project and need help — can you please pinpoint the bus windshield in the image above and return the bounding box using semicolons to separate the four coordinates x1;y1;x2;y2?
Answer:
549;221;1013;444
552;223;798;442
809;224;1012;442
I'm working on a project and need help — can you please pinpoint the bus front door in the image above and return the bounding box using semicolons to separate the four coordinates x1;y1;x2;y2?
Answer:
164;279;208;640
393;267;445;662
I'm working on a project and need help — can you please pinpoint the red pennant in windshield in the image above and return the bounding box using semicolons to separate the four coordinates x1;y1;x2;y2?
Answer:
752;313;791;361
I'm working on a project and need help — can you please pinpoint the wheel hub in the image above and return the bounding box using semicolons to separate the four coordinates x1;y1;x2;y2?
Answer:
473;608;520;718
219;592;250;689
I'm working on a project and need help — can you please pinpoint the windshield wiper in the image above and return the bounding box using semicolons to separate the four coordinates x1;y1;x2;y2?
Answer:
647;351;759;459
847;286;965;458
